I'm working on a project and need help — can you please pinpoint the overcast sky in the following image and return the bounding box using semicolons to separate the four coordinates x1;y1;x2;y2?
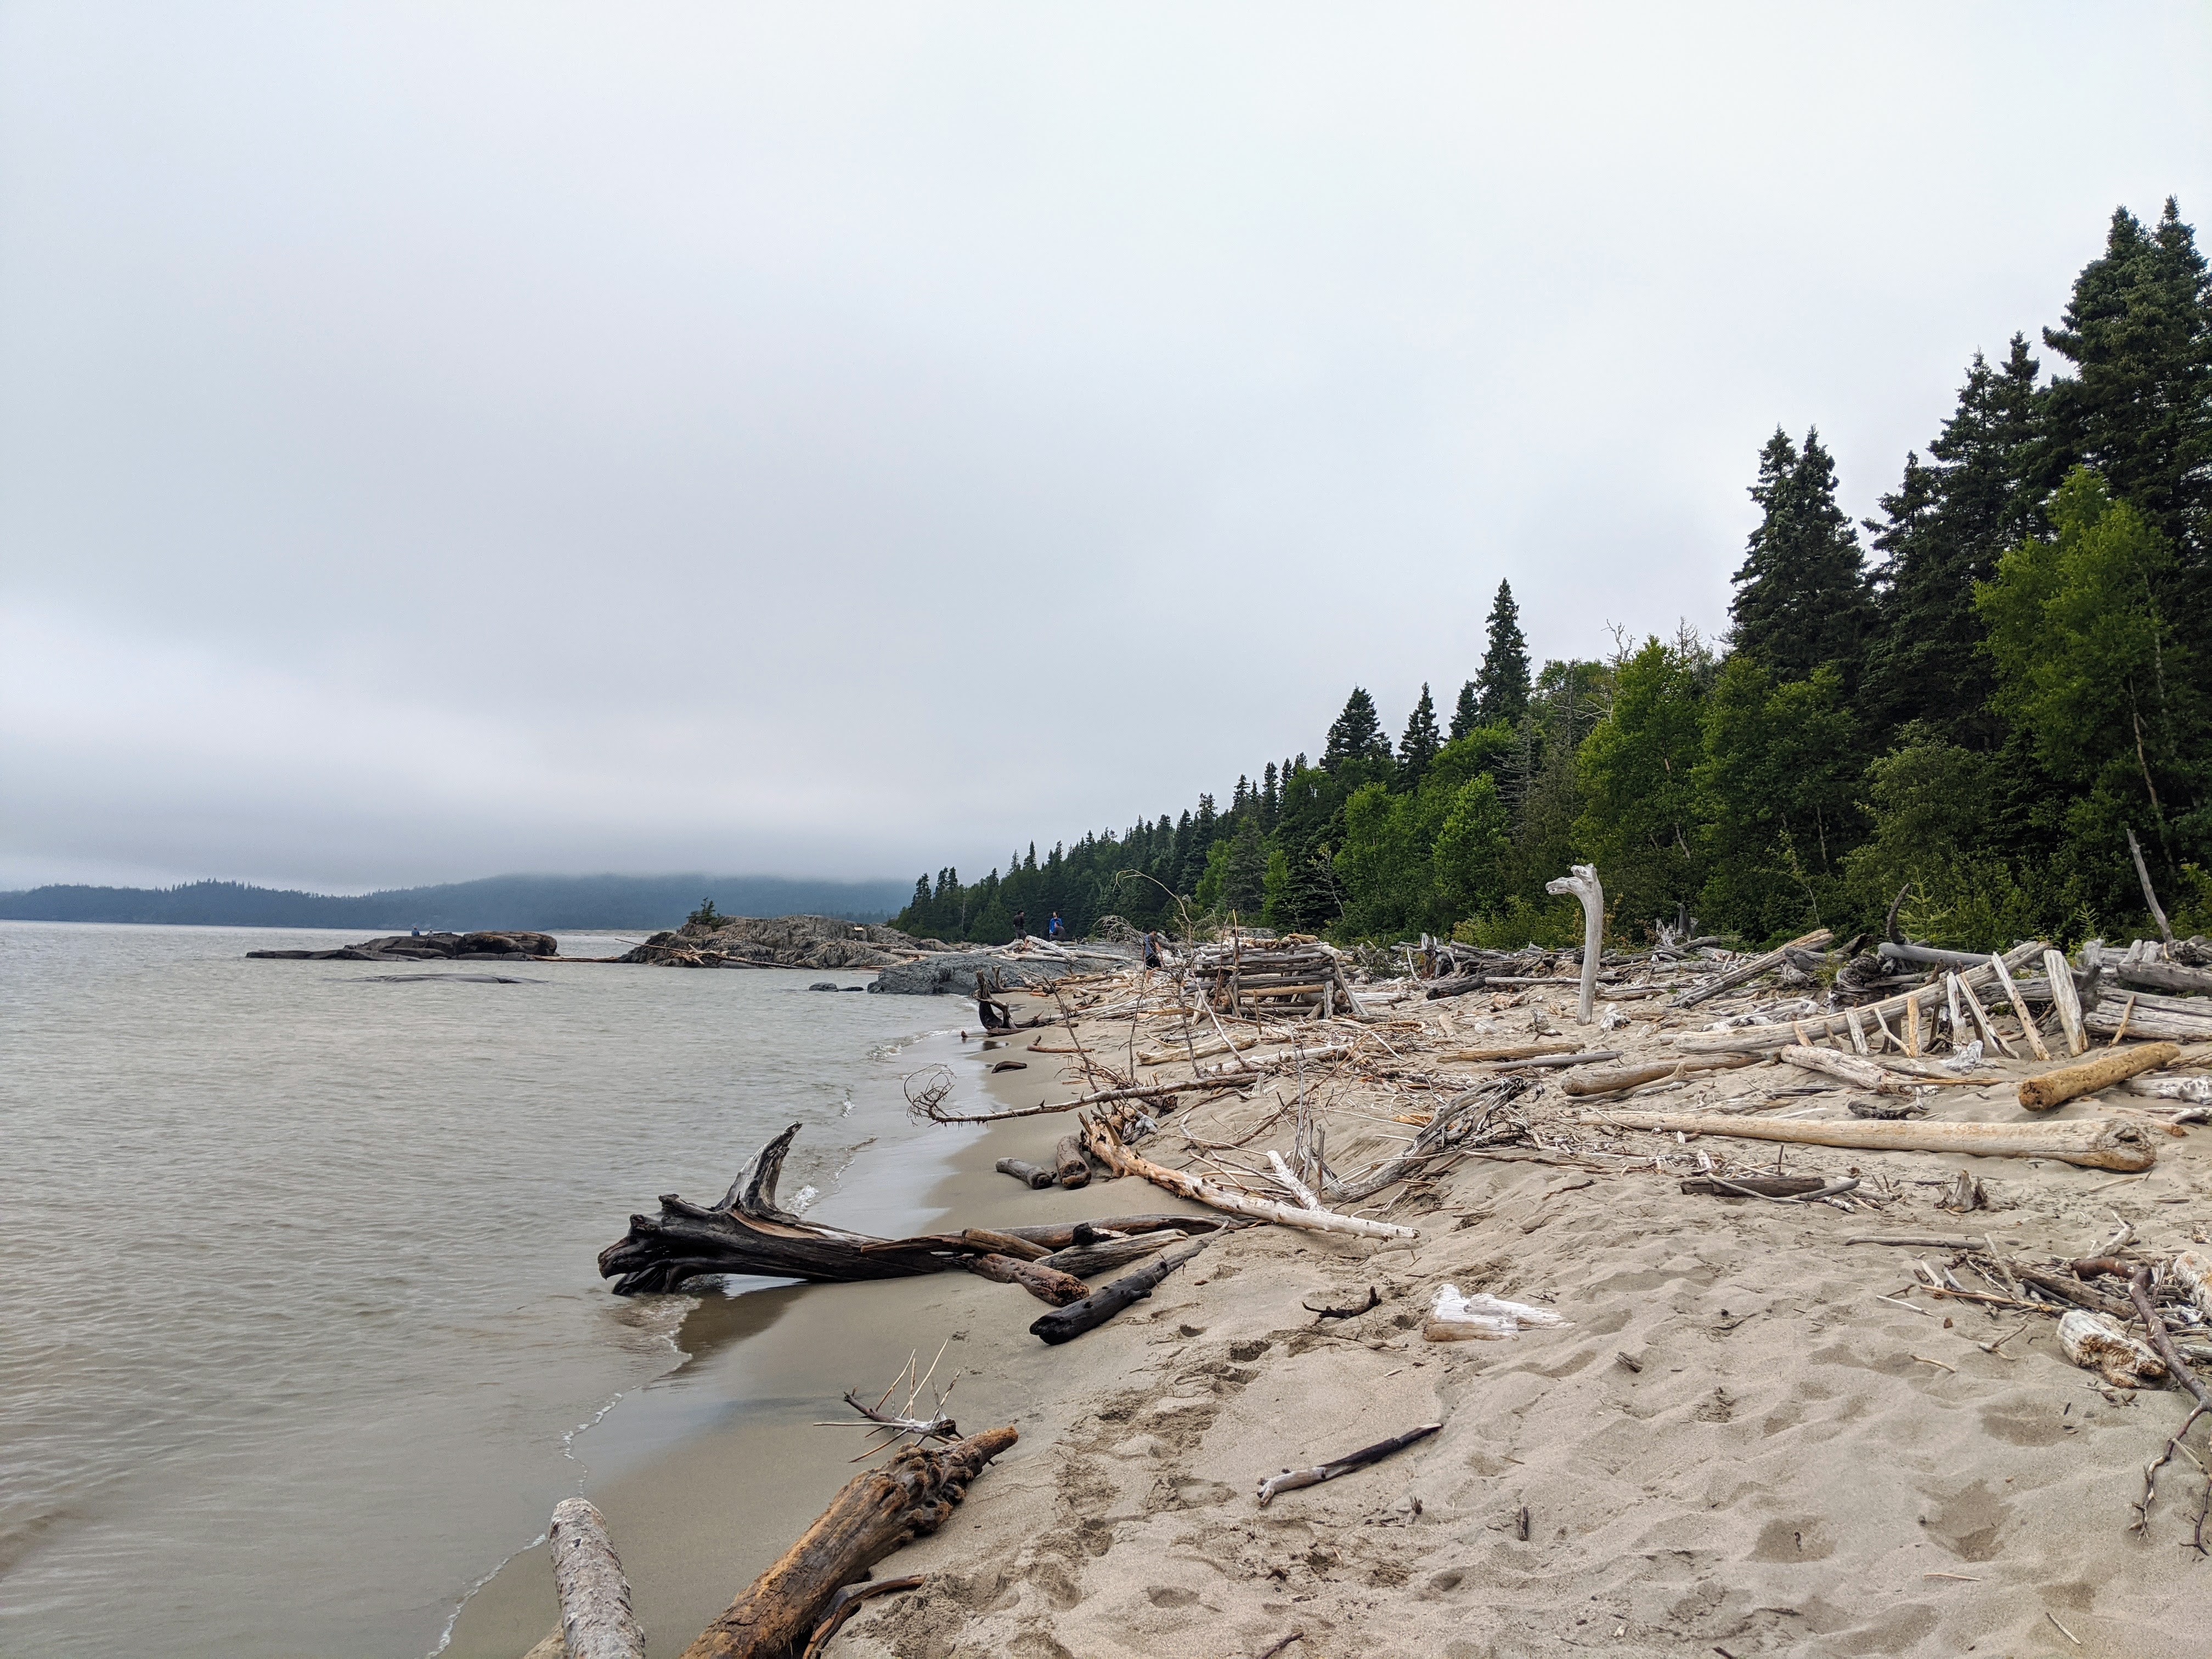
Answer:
3;3;2208;893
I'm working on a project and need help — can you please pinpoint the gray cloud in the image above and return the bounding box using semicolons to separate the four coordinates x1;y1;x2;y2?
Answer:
4;2;2208;890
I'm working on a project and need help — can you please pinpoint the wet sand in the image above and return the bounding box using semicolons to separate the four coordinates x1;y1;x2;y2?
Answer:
443;1020;1200;1659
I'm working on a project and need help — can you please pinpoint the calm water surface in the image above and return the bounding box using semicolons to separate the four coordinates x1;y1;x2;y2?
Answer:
0;923;954;1657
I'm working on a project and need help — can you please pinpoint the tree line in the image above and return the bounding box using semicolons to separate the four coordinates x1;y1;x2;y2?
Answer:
896;198;2212;952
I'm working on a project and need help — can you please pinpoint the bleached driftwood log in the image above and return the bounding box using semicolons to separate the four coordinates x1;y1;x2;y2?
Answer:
548;1499;644;1659
677;1427;1016;1659
1986;950;2050;1060
1671;927;1832;1011
2044;947;2089;1057
1081;1110;1418;1239
2083;991;2212;1042
2018;1041;2179;1110
1543;865;1605;1025
1581;1109;2158;1171
1561;1052;1759;1096
1776;1045;1907;1093
2128;826;2177;946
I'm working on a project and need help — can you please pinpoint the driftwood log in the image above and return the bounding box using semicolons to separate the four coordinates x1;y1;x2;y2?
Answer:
1030;1237;1210;1344
959;1253;1088;1305
1775;1045;1908;1093
549;1499;644;1659
1583;1110;2158;1171
677;1426;1017;1659
2018;1041;2180;1110
1052;1133;1092;1188
1563;1052;1759;1096
599;1124;1217;1294
994;1157;1055;1189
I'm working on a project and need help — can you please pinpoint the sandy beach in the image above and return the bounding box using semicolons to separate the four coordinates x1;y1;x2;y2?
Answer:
463;958;2212;1659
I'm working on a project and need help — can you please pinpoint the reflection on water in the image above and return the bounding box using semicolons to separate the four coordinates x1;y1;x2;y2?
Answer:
0;923;949;1658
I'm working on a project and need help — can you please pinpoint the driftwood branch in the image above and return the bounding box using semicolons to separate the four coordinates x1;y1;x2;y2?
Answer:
1671;928;1831;1009
1256;1423;1441;1506
2129;827;2177;946
1082;1110;1419;1238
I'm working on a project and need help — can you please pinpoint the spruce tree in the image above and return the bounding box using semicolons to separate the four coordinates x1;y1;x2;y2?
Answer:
2039;199;2212;625
1729;427;1876;681
1449;679;1481;742
1475;581;1531;725
1860;338;2042;745
1259;761;1279;830
1398;683;1442;785
1321;688;1391;772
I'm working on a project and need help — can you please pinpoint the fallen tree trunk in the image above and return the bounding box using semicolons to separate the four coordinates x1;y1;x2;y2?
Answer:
1672;928;1832;1009
1052;1133;1092;1189
1449;1040;1583;1063
1082;1110;1419;1239
1581;1110;2158;1171
677;1426;1017;1659
994;1158;1054;1189
2018;1041;2179;1110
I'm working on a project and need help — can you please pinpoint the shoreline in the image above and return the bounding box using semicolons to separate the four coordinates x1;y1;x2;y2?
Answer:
460;958;2212;1658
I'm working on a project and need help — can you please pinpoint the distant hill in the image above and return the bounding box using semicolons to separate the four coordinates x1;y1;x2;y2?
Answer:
0;874;909;931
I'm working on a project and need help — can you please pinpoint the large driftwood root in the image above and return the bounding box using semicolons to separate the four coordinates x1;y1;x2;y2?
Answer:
598;1124;1220;1295
678;1426;1017;1659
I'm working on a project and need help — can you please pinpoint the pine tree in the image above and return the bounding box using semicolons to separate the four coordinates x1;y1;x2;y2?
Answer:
1260;761;1279;830
1222;815;1268;917
1475;581;1531;725
1449;679;1481;742
1322;688;1391;772
1860;338;2043;745
1729;427;1876;681
1398;683;1442;785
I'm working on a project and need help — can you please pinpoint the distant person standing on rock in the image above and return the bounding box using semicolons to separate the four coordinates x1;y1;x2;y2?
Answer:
1011;910;1026;942
1143;930;1162;969
1047;912;1064;941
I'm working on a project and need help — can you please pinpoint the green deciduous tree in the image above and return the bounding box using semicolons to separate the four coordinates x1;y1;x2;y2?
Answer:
1976;470;2201;864
1696;657;1861;938
1575;635;1714;932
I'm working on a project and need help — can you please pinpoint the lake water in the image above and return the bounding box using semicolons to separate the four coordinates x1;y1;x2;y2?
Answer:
0;923;962;1658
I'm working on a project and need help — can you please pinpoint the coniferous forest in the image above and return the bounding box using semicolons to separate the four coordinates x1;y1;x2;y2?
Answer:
896;200;2212;952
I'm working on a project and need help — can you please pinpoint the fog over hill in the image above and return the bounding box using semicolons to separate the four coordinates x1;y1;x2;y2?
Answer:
0;874;907;931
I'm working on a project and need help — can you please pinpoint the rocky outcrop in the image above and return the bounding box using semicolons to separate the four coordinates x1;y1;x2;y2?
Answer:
247;930;558;961
619;915;937;970
869;947;1127;995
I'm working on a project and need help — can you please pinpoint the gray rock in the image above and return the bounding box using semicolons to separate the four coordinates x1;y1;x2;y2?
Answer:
870;950;1105;996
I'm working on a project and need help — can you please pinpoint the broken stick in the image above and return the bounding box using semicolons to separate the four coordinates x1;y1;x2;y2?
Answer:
1256;1423;1442;1506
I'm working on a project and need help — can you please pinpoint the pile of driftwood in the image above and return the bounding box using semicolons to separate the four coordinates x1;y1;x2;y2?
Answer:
1188;939;1368;1021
